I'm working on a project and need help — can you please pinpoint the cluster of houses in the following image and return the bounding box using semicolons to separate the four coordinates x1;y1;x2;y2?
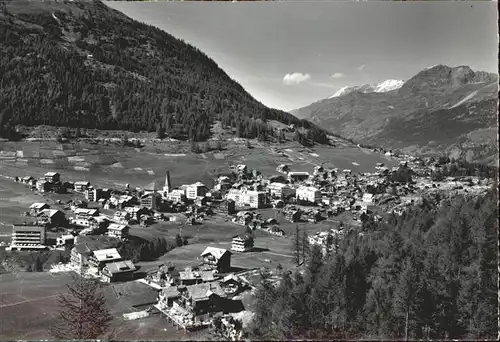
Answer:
6;150;495;339
307;228;346;255
136;246;250;331
70;239;137;283
10;150;493;254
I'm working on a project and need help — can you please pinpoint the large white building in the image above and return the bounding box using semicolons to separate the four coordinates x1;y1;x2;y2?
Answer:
107;223;129;239
227;189;266;209
267;183;295;199
10;224;46;250
296;186;322;204
362;193;374;203
186;182;208;200
231;235;254;252
167;189;186;203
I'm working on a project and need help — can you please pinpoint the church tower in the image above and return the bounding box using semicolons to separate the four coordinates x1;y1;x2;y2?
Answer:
163;171;172;194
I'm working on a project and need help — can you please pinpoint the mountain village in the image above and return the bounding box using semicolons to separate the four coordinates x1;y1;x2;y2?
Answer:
0;0;496;339
3;145;493;337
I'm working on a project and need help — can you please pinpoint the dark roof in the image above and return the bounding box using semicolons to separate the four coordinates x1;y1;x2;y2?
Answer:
162;287;181;299
73;243;91;255
185;282;226;301
105;260;136;274
143;180;162;192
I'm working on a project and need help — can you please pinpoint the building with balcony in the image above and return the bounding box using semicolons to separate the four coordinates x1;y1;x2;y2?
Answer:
296;186;322;204
186;182;208;200
37;209;66;228
226;189;265;209
74;181;91;193
107;223;129;239
267;183;295;199
167;189;186;203
141;192;161;211
176;282;227;316
36;180;50;193
214;199;236;215
85;187;110;202
44;172;60;183
200;247;231;273
74;208;99;219
101;260;136;283
87;248;122;275
231;235;254;253
10;224;46;250
29;202;50;216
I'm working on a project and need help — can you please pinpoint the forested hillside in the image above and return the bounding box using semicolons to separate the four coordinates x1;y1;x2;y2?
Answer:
250;188;498;340
0;0;324;142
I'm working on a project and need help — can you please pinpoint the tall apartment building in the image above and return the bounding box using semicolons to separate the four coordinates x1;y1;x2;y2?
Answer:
11;224;46;250
226;189;266;209
267;182;296;199
296;186;322;204
141;192;161;210
186;182;208;200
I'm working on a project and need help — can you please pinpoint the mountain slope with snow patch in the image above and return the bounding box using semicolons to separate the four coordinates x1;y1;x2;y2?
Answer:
329;79;403;99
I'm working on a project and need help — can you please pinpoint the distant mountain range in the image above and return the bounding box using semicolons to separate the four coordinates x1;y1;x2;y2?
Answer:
291;65;498;164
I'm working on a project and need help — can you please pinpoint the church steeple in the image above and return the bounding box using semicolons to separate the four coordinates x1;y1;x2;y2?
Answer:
163;171;171;194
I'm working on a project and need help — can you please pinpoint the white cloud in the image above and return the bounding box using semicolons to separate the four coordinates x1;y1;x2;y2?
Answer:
330;72;344;79
358;64;367;71
282;72;311;85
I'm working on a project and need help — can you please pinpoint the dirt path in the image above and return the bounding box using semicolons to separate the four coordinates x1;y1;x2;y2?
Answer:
0;294;60;308
262;251;294;258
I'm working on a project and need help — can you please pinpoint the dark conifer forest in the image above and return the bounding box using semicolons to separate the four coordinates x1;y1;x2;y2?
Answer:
0;0;325;142
250;187;498;340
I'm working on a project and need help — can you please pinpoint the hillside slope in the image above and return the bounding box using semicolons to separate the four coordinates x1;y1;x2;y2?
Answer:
292;65;498;163
0;0;322;143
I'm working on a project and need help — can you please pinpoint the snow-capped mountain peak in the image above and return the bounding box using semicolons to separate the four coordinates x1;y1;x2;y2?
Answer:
329;79;404;99
330;86;351;98
372;79;404;92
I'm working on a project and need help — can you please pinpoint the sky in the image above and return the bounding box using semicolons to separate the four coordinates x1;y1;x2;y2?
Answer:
105;1;498;111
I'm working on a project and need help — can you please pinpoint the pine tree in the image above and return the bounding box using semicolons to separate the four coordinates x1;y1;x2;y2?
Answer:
49;273;114;339
190;141;200;153
156;125;166;139
301;231;310;264
293;225;301;266
175;233;183;247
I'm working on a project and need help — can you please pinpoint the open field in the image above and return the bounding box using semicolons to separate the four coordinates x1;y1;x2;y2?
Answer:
0;176;86;241
0;138;390;338
0;272;76;339
0;271;189;340
0;176;44;241
132;215;303;273
136;235;296;275
0;140;398;191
